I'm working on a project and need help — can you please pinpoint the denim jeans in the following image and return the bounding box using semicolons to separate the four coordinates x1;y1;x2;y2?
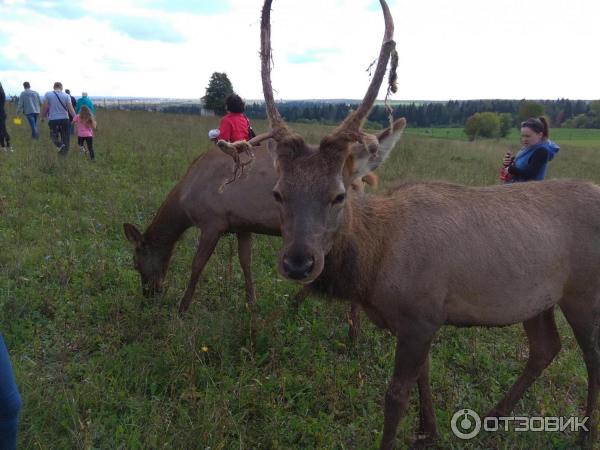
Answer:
25;113;39;139
0;334;20;450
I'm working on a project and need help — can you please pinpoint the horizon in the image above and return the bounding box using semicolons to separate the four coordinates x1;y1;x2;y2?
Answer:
3;94;593;104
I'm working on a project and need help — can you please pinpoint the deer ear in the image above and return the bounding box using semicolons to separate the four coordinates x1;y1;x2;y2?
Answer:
347;117;406;182
123;223;144;246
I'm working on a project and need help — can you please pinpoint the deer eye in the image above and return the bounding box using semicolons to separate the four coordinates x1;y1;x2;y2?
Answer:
332;193;346;205
272;190;283;203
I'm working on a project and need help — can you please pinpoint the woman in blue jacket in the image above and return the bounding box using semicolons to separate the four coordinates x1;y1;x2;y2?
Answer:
0;334;21;450
502;116;560;182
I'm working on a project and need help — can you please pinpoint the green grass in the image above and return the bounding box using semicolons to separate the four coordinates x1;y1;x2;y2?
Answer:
404;125;600;149
2;106;600;449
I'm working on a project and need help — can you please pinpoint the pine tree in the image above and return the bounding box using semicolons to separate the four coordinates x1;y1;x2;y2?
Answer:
202;72;234;115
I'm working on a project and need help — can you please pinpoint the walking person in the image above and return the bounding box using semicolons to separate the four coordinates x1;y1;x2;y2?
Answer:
16;81;42;139
72;105;97;161
0;334;22;450
65;89;77;136
41;82;76;154
75;92;95;115
0;82;12;152
500;117;559;183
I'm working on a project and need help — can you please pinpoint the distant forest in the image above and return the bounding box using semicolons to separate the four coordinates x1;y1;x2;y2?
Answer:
243;99;594;129
82;96;597;129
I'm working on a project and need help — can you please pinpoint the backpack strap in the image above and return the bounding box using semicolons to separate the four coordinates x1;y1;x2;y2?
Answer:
53;91;69;113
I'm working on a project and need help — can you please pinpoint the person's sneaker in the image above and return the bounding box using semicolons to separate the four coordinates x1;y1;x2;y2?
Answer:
7;146;13;152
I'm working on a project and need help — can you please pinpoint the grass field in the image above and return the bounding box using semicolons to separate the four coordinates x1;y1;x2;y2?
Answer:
404;126;600;149
2;105;600;449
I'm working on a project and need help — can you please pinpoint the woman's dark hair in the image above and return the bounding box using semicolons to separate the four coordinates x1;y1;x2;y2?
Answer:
225;93;245;113
521;117;549;139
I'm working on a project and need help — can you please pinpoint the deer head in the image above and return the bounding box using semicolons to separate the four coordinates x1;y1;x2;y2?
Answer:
123;223;168;296
261;0;397;283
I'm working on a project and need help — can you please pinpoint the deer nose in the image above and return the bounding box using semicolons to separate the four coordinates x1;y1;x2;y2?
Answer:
282;254;315;280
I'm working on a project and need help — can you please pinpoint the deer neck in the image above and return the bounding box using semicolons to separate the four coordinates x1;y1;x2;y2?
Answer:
309;193;388;300
144;186;193;256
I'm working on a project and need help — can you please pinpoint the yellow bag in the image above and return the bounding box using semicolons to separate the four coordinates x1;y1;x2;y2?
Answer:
13;117;22;126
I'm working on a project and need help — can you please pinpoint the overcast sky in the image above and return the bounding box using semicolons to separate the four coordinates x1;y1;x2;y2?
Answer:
0;0;598;101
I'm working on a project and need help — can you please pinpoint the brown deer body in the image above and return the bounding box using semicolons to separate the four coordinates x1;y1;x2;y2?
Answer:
253;0;600;448
123;131;391;328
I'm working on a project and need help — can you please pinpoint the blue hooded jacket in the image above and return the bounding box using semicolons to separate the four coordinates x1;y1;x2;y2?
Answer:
511;139;560;182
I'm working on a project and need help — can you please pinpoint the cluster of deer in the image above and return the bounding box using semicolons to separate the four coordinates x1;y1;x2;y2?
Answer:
125;1;600;448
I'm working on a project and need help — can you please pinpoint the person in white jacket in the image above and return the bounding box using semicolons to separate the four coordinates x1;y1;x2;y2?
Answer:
16;81;42;139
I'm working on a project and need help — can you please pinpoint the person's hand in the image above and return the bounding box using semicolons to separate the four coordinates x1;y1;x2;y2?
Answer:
503;151;513;167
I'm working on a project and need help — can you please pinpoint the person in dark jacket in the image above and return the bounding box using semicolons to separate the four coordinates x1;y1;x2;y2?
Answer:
501;116;559;182
65;89;77;136
0;82;12;152
0;334;21;450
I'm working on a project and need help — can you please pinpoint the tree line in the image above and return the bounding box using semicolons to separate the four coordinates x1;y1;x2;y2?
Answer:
199;72;600;132
244;98;596;129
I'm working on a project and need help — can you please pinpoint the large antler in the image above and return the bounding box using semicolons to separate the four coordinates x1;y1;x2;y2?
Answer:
261;0;291;142
330;0;395;144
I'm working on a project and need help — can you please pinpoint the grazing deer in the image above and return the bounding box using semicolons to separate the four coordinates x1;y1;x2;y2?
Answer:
251;0;600;448
122;126;399;338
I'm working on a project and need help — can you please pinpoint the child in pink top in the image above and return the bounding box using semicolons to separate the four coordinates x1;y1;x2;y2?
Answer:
72;105;97;161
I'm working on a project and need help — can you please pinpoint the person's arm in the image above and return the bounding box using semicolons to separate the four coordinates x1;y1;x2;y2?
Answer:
41;100;48;121
67;101;76;120
507;148;549;179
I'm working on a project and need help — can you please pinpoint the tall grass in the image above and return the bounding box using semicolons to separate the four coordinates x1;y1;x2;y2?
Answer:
1;105;600;449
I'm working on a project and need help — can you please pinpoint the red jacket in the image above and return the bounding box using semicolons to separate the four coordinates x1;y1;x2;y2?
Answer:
218;113;250;142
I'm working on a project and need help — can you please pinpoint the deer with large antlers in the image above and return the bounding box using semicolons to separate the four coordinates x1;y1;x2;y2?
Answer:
252;0;600;448
123;125;402;342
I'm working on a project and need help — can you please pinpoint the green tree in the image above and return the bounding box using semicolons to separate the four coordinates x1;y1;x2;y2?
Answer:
589;100;600;116
499;113;513;137
518;101;545;123
203;72;234;115
464;112;501;141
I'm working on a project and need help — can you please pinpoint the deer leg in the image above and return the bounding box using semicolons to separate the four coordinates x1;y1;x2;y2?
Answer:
380;320;437;450
236;232;256;305
348;301;361;343
178;230;220;314
485;308;561;418
416;354;437;443
560;297;600;448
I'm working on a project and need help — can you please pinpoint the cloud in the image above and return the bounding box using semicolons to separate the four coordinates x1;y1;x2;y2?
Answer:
21;0;88;19
137;0;231;15
0;30;41;71
287;48;341;64
0;55;41;71
108;16;185;43
368;0;396;11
